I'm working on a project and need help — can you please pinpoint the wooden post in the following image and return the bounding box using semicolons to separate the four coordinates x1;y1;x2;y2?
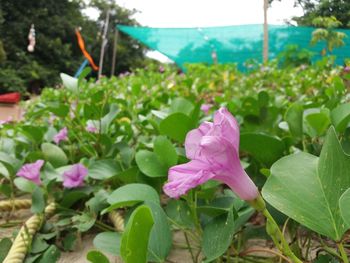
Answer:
263;0;269;62
98;9;110;79
111;27;119;77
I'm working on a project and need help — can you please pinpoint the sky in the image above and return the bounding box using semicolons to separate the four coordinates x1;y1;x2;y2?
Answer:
84;0;304;62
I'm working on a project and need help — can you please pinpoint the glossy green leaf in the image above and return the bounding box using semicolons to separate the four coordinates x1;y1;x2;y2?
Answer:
37;245;61;263
285;103;303;138
0;152;20;177
31;186;45;213
88;159;120;180
0;238;12;263
331;103;350;132
120;205;154;263
339;188;350;227
14;177;36;193
305;112;330;136
135;150;168;177
93;232;121;256
101;104;119;133
169;97;194;116
86;250;110;263
159;113;192;143
240;133;285;166
262;127;350;241
145;201;172;262
154;136;178;167
60;73;78;93
202;211;235;261
104;184;159;213
41;143;68;168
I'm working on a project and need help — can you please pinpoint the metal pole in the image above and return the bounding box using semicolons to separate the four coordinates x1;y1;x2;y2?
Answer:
111;27;119;77
263;0;269;62
98;9;110;79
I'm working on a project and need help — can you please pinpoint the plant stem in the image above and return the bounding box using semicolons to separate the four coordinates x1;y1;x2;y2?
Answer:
184;232;196;263
337;242;349;263
248;194;303;263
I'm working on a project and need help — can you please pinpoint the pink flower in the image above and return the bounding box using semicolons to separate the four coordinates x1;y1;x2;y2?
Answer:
163;107;258;201
16;160;44;185
86;122;98;133
63;163;88;188
200;104;212;115
53;127;68;144
0;116;13;125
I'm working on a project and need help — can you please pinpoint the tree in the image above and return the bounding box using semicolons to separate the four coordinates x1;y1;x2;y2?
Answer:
293;0;350;28
87;0;148;76
0;0;147;94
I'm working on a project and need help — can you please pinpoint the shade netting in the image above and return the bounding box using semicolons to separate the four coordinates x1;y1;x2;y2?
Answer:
117;24;350;70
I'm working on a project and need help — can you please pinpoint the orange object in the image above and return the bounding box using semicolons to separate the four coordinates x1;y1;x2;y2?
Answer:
75;29;99;71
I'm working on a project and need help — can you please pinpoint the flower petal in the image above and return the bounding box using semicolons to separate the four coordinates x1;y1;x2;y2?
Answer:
211;107;240;152
163;160;215;198
185;121;213;160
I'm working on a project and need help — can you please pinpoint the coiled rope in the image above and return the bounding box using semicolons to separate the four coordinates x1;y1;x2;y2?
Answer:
3;202;56;263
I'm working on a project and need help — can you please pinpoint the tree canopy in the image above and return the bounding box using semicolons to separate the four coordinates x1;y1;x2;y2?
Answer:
0;0;148;94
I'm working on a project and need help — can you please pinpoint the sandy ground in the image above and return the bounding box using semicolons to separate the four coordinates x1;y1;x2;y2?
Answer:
1;209;199;263
0;104;22;121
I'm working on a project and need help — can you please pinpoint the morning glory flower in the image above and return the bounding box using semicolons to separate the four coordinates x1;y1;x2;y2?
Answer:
86;121;98;133
63;163;88;188
16;160;45;185
163;107;258;201
200;104;212;115
53;127;68;144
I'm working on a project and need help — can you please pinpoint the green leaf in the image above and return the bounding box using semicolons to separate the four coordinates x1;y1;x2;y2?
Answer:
305;111;330;136
135;150;168;177
120;205;154;263
0;152;20;177
47;104;69;118
14;177;36;193
31;237;49;253
159;113;192;143
169;97;194;116
153;136;178;168
165;199;194;228
145;201;172;262
21;125;45;142
31;186;45;213
104;184;159;213
60;190;88;208
331;103;350;132
86;250;110;263
339;188;350;227
37;245;61;263
60;73;78;93
41;143;68;168
202;211;235;261
262;127;350;241
240;133;285;166
101;104;119;133
285;103;303;138
62;232;77;251
72;212;96;232
88;159;120;180
93;232;121;256
0;238;12;263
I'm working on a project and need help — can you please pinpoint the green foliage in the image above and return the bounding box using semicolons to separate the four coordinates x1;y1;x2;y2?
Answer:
0;0;147;94
263;127;350;241
311;16;346;54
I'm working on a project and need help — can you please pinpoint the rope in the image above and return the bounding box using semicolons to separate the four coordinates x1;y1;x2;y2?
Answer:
0;199;32;212
108;210;124;232
3;202;56;263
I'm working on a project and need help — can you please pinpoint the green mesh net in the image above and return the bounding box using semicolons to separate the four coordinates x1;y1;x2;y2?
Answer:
117;24;350;70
